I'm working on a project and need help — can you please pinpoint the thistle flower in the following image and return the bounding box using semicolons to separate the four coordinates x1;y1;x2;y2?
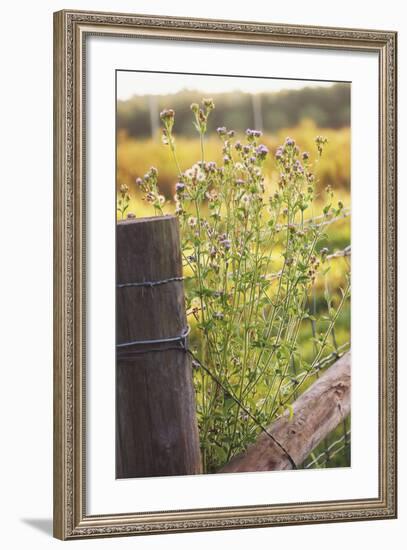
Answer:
160;108;175;122
210;246;217;258
275;146;284;159
293;160;304;173
315;135;328;156
202;98;215;110
217;126;227;136
255;144;269;159
175;182;185;192
285;137;295;147
219;234;231;250
246;129;262;140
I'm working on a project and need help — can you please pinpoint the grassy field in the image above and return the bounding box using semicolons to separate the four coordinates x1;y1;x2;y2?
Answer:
117;120;350;201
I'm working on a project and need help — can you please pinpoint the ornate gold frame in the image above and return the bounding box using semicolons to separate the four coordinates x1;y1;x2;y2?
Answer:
53;9;397;540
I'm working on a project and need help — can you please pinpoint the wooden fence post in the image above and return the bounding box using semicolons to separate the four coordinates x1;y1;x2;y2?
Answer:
116;216;202;478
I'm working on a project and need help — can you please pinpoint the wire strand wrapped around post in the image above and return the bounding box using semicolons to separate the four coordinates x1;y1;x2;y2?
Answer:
116;216;202;478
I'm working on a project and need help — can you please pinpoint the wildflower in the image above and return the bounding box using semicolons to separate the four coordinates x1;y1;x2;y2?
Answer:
255;144;269;159
235;141;242;151
175;182;185;192
246;129;262;140
119;184;128;194
227;130;235;138
235;178;245;186
188;217;198;228
158;195;165;205
220;238;231;250
127;212;136;219
219;233;231;250
190;103;199;113
202;98;215;110
216;127;227;136
275;146;284;160
293;160;304;173
205;189;218;202
315;135;328;156
206;161;217;173
160;109;175;122
213;311;224;320
223;155;231;165
135;177;143;187
302;151;310;161
285;137;295;147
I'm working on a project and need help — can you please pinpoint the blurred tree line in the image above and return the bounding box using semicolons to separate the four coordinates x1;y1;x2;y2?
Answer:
117;83;350;138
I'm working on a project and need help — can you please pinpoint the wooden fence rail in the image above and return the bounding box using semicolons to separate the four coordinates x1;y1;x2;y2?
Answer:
220;352;351;473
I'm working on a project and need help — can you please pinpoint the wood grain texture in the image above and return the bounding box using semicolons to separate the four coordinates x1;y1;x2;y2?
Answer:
116;216;202;478
220;352;351;473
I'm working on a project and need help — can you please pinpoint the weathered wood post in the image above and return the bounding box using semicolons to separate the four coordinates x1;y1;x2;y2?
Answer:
116;216;202;478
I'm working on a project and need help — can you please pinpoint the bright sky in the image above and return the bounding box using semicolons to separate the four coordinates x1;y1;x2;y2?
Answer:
117;71;337;101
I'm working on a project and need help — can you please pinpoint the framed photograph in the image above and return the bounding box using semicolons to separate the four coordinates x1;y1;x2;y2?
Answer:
53;9;397;540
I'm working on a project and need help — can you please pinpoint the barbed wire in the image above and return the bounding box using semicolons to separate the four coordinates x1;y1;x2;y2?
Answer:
304;429;351;469
291;342;350;381
273;208;351;232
